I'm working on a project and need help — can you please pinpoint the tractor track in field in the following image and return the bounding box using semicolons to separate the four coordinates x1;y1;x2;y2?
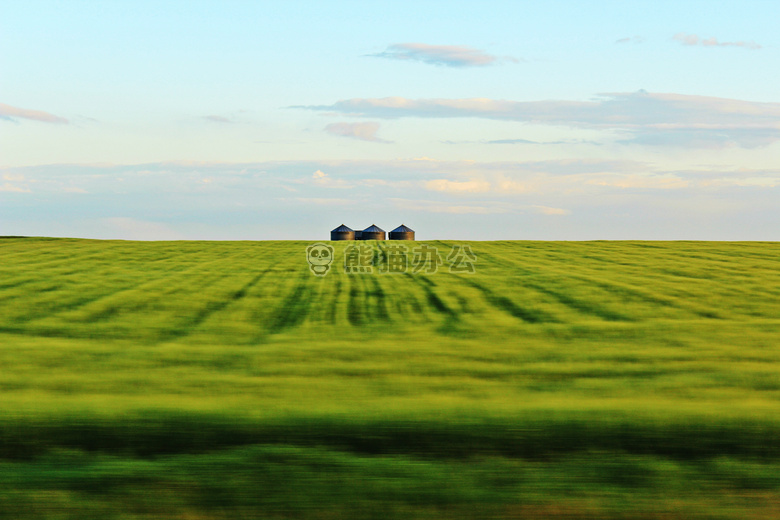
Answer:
454;276;557;324
347;278;364;326
368;276;391;322
31;252;257;323
342;272;392;327
467;249;633;322
400;273;462;334
267;270;316;333
159;267;273;342
0;247;276;340
327;275;343;323
0;276;41;293
472;248;725;321
403;273;457;319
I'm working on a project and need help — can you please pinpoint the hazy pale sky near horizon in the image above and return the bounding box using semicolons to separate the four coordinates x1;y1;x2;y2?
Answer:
2;0;779;240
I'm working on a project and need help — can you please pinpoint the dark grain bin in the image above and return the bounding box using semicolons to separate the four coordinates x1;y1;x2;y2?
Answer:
331;224;355;241
389;224;415;241
360;224;386;241
354;230;363;240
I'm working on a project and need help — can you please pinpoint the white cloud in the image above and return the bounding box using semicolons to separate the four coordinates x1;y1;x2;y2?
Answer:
699;178;780;188
391;198;511;214
673;33;761;50
287;197;356;206
495;178;530;193
298;91;780;149
425;179;491;193
532;205;571;215
587;174;690;190
367;43;517;67
311;169;352;188
0;102;69;124
324;122;390;143
0;182;31;193
358;178;415;189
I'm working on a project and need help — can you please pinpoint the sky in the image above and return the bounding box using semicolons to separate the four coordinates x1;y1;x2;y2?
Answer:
2;0;779;240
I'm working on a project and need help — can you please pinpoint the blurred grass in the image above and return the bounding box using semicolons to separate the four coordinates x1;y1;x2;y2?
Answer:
2;446;780;520
1;237;779;518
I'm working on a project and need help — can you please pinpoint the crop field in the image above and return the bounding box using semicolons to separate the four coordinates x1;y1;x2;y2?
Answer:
1;237;779;519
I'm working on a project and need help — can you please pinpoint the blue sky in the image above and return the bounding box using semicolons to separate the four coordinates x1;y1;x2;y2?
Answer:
2;0;779;240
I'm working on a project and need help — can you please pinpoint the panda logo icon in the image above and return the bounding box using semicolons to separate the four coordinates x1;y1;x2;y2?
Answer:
306;243;334;276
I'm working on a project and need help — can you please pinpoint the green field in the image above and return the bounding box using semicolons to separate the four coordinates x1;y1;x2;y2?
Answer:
1;237;779;519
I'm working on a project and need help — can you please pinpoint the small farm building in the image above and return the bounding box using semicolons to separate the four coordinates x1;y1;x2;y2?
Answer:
389;224;415;241
361;224;386;241
331;224;355;241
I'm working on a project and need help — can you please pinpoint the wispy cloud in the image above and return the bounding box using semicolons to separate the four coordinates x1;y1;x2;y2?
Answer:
298;91;780;149
0;102;69;124
203;115;234;123
587;174;690;190
391;198;511;214
311;169;353;188
532;205;571;215
324;122;390;143
6;159;775;200
367;43;518;67
617;127;780;149
286;197;356;206
425;179;491;193
616;36;645;44
673;33;761;50
484;138;538;145
445;138;600;146
0;182;32;193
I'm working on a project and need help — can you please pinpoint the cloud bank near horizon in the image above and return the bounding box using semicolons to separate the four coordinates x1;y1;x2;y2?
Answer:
3;158;777;240
2;159;777;240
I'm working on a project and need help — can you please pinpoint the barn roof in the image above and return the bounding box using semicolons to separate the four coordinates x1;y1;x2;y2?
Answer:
331;224;353;233
390;224;414;233
363;224;385;233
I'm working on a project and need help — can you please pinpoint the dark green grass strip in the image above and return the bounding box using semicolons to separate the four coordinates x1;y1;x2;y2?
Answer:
2;412;779;461
2;444;780;520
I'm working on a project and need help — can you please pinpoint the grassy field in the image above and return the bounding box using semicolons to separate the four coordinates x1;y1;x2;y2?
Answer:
1;237;779;519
